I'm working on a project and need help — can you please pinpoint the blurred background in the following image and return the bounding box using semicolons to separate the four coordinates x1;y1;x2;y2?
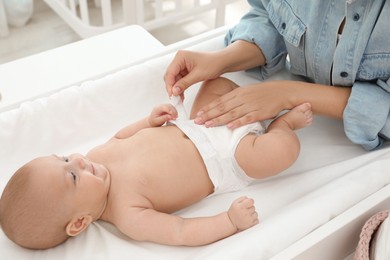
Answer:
0;0;249;64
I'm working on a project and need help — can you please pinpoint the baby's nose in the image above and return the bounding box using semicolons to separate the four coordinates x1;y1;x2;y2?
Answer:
77;158;86;169
71;154;86;169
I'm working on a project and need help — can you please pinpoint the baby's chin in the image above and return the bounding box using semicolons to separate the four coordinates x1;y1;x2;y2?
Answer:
92;162;110;183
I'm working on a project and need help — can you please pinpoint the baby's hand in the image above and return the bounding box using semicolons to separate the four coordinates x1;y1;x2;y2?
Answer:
149;104;178;127
227;196;259;231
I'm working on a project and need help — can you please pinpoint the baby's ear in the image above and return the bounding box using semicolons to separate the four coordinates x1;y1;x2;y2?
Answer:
65;215;93;236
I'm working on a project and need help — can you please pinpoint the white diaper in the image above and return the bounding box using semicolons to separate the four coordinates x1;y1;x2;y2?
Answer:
170;119;266;196
169;95;188;119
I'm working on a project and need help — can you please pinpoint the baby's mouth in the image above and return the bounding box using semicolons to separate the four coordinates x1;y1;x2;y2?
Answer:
91;163;96;175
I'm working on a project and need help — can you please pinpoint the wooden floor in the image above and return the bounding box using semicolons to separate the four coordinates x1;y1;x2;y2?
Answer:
0;0;249;65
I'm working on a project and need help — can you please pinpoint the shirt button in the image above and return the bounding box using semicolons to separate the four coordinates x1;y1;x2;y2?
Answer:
353;13;360;21
281;22;286;30
340;71;349;78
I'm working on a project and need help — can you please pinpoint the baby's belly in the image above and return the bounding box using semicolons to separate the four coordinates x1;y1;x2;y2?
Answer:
92;125;214;213
135;126;214;212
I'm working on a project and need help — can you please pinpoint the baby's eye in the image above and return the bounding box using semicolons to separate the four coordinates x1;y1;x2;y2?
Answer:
70;172;76;182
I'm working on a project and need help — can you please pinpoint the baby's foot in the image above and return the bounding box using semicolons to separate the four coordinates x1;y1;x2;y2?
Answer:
278;103;313;130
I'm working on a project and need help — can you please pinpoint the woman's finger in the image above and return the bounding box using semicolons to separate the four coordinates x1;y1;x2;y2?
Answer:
194;91;240;124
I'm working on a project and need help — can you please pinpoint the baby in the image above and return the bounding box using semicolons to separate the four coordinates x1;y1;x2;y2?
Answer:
0;77;312;250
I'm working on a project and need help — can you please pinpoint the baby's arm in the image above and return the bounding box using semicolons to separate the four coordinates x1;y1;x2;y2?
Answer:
114;104;178;139
116;197;258;246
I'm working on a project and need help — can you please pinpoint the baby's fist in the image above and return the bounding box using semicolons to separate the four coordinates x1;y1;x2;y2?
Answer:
227;196;259;231
149;104;178;127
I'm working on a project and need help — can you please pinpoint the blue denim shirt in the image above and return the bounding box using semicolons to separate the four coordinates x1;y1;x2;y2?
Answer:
225;0;390;150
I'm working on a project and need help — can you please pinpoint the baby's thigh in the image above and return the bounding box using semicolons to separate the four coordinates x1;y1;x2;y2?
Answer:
235;133;289;179
190;77;238;119
235;134;260;175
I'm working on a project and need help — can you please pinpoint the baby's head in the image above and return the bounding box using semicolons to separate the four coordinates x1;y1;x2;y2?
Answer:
0;154;110;249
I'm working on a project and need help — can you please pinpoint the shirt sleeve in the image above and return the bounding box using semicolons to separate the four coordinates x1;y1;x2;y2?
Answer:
224;0;288;80
343;79;390;150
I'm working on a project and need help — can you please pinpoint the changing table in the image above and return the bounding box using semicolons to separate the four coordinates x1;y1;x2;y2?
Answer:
0;25;164;111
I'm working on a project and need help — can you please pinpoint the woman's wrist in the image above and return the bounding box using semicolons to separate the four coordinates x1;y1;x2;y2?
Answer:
278;81;303;110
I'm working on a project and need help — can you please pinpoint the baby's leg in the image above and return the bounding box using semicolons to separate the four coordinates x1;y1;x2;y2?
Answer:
190;77;238;119
235;103;312;179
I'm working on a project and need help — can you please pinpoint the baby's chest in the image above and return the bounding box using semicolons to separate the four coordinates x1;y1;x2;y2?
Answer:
109;166;212;213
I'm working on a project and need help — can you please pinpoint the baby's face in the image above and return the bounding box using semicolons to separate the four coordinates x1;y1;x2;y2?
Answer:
29;154;111;217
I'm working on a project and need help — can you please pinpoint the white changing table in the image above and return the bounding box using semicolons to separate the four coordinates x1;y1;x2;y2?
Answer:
0;25;165;111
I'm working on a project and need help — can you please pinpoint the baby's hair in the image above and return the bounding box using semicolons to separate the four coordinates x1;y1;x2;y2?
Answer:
0;161;70;249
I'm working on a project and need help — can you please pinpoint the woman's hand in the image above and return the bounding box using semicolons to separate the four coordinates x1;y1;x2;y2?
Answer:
149;104;178;127
164;50;223;97
164;40;265;98
194;81;292;129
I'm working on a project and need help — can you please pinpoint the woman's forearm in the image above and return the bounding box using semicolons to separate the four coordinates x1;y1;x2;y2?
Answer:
278;80;351;119
217;40;266;74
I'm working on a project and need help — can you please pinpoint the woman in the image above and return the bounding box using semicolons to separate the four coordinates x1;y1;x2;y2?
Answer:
164;0;390;150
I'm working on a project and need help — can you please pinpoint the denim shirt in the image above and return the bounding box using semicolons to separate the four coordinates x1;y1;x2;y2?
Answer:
225;0;390;150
